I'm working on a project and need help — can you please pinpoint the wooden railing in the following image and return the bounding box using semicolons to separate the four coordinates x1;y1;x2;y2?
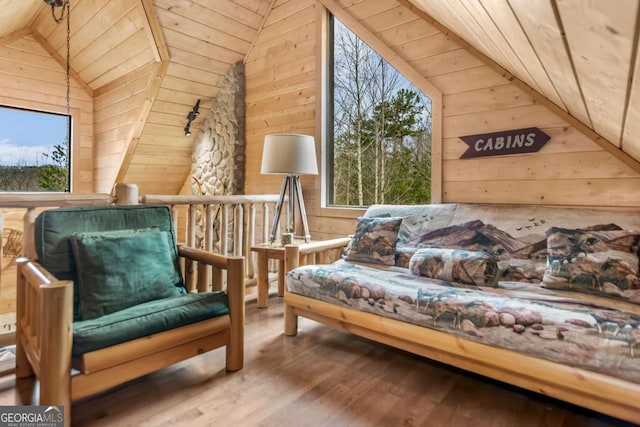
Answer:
0;184;283;347
141;193;281;285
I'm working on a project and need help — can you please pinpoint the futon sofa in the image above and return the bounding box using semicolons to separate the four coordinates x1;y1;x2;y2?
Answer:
16;205;244;426
283;203;640;423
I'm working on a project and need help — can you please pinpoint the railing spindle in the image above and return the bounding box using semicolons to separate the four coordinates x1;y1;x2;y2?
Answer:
23;208;36;260
185;204;198;291
247;203;256;279
221;205;229;256
204;204;215;288
170;205;179;243
262;203;269;244
234;205;243;257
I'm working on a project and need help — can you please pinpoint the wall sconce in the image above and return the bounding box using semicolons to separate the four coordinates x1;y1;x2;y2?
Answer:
184;99;200;136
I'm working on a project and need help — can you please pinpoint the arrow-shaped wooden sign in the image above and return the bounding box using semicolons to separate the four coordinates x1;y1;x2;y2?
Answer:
459;127;550;159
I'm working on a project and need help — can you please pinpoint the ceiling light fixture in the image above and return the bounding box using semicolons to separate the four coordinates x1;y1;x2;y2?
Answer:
44;0;68;24
184;99;200;136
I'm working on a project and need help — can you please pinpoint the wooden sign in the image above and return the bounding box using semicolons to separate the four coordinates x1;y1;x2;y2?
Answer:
459;127;550;159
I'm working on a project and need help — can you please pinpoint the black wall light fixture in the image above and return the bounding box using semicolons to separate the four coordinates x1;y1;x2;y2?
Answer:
184;99;201;136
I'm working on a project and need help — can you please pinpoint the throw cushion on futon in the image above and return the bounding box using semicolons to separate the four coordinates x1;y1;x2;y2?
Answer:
409;247;500;287
541;227;640;303
345;217;403;266
71;228;184;320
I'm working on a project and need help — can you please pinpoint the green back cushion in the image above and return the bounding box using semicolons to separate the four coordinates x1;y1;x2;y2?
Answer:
34;205;184;320
71;229;184;320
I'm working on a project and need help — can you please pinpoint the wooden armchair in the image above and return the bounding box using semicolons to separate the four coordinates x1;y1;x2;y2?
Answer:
15;205;244;427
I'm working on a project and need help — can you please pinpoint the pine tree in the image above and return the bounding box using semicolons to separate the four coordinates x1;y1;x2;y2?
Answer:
331;18;431;206
38;139;68;191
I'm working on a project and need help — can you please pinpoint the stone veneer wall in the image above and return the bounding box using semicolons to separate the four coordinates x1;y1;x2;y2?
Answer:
192;61;245;198
191;61;245;250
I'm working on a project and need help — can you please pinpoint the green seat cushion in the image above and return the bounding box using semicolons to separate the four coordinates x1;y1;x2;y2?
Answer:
34;205;183;320
72;292;229;356
71;229;184;320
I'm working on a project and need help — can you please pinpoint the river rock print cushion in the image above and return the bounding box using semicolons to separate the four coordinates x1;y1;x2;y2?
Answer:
409;247;500;287
345;217;403;266
541;226;640;303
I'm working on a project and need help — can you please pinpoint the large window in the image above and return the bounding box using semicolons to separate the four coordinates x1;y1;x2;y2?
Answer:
0;106;71;192
327;16;432;207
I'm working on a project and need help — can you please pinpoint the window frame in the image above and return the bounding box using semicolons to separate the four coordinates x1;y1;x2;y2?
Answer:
317;3;443;214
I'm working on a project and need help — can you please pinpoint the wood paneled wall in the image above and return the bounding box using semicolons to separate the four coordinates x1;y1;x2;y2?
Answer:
0;31;93;192
244;0;640;240
244;0;319;212
93;63;155;193
245;0;359;239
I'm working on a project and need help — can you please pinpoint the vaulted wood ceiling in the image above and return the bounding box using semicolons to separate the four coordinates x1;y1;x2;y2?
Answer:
405;0;640;164
0;0;639;194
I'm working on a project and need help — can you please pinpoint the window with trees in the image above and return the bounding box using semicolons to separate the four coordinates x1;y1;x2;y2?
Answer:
0;106;71;192
327;16;432;207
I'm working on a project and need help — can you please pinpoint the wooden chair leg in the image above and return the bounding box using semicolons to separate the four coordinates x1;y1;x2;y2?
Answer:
225;257;244;371
15;260;33;379
40;369;71;427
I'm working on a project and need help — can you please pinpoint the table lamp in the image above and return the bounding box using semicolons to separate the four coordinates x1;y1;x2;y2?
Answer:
261;133;318;243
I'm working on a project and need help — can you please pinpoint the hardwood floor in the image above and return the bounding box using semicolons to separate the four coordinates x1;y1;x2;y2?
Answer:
0;297;637;427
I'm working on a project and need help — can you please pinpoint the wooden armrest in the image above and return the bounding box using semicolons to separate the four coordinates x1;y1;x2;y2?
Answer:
178;245;242;269
284;236;351;272
295;236;352;255
19;259;70;289
177;245;245;295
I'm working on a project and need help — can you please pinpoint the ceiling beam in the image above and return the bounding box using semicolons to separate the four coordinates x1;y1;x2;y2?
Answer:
114;0;171;188
0;28;33;49
243;0;278;64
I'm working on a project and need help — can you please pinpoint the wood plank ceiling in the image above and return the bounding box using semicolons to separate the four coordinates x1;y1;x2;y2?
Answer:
0;0;639;194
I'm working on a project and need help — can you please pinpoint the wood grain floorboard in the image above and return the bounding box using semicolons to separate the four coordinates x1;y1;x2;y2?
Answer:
0;297;637;427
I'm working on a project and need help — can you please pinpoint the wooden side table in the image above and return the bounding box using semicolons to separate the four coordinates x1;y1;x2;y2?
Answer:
250;243;287;308
250;237;349;308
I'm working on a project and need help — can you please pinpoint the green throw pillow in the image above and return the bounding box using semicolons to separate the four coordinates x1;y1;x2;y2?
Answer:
71;228;184;321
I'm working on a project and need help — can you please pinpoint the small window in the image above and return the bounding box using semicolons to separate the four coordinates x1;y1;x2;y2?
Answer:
0;106;71;192
327;15;432;207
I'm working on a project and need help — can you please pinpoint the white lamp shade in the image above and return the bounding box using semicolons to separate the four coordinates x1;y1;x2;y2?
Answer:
261;133;318;175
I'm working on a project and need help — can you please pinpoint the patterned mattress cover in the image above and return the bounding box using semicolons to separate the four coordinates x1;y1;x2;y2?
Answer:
287;260;640;383
286;203;640;384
